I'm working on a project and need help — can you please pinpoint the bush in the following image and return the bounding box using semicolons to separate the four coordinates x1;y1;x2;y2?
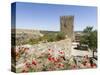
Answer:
42;32;66;42
56;32;66;41
17;32;66;45
27;38;39;45
41;33;56;42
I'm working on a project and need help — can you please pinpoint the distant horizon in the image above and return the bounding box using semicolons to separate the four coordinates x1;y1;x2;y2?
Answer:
12;2;97;31
16;28;97;32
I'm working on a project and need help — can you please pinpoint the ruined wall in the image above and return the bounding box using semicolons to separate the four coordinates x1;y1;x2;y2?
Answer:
60;16;74;40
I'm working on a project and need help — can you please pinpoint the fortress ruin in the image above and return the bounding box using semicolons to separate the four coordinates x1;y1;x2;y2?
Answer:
60;16;74;40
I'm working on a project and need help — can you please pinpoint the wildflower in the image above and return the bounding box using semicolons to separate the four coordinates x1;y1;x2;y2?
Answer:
32;60;37;65
48;57;52;61
92;64;97;68
52;57;55;61
48;57;59;63
58;63;64;68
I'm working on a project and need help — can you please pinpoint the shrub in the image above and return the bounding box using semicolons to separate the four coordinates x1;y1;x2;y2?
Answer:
56;32;66;41
17;32;66;45
42;33;56;42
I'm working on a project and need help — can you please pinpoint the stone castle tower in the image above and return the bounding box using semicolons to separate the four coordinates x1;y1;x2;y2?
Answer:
60;16;74;40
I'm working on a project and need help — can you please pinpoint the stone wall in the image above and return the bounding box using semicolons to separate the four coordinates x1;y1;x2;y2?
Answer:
60;16;74;40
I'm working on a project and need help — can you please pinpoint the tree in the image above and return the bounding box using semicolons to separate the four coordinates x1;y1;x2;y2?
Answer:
83;26;93;33
80;26;97;58
88;30;97;58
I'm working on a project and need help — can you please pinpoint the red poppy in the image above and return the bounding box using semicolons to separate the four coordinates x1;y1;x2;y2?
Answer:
48;57;52;61
32;60;37;65
92;64;97;68
48;57;59;63
52;57;55;61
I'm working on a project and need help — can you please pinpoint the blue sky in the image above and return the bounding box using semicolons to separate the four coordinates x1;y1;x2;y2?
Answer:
15;2;97;31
